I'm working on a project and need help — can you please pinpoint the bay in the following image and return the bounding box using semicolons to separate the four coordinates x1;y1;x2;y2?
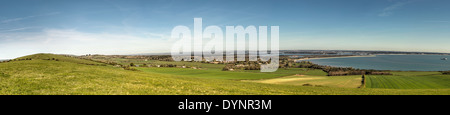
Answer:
304;55;450;71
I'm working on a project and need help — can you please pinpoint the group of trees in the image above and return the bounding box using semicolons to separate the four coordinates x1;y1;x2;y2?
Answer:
0;58;34;63
441;71;450;75
155;64;177;67
244;64;261;70
297;61;392;76
144;55;173;61
121;55;173;61
43;58;59;61
129;63;180;68
222;63;262;71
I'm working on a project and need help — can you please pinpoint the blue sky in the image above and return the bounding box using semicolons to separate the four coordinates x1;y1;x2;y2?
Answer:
0;0;449;59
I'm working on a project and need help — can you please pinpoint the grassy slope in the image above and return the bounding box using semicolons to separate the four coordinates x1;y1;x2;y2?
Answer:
366;72;450;89
0;54;449;95
17;53;103;65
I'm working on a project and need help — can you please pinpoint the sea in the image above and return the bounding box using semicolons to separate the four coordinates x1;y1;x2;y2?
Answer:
302;55;450;71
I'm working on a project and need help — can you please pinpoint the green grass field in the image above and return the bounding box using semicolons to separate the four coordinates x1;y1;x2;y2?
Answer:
136;67;289;80
249;75;362;88
366;72;450;89
0;54;449;95
240;68;328;76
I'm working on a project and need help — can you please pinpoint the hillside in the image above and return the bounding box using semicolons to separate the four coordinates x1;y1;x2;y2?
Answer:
0;54;449;95
16;53;103;65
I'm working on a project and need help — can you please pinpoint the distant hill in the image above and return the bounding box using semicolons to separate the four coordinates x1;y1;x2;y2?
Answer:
16;53;103;65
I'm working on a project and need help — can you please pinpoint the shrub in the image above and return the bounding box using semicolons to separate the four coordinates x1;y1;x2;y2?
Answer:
442;71;450;75
123;66;138;71
368;71;392;75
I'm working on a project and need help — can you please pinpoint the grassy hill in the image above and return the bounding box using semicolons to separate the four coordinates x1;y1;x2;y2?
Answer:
0;54;449;95
16;53;103;65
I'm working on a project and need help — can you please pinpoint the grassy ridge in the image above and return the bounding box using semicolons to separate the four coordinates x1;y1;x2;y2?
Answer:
0;54;449;95
17;53;103;65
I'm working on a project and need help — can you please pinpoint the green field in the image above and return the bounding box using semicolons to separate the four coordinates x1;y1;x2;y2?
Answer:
136;67;290;80
135;66;326;80
0;54;449;95
249;75;363;88
366;72;450;89
241;68;328;76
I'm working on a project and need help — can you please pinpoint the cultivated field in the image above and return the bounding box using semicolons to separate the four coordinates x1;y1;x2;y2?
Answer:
366;72;450;89
248;75;362;88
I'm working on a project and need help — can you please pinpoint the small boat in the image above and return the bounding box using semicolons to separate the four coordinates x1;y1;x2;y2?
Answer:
442;58;448;60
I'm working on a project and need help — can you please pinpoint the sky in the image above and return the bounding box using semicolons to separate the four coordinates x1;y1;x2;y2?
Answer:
0;0;449;59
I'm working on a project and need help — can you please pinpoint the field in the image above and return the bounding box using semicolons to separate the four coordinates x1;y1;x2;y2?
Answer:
366;72;450;89
136;67;289;80
0;54;449;95
90;56;225;70
248;75;363;88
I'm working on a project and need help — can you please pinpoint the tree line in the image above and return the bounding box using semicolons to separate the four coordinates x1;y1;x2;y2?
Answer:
296;61;392;76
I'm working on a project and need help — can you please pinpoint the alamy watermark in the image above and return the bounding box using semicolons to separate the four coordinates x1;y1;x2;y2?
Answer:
171;18;279;72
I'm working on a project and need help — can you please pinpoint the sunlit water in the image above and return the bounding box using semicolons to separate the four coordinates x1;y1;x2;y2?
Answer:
303;55;450;71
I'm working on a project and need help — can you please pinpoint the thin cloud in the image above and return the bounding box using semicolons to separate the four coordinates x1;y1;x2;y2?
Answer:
378;1;410;17
0;27;38;32
0;12;61;24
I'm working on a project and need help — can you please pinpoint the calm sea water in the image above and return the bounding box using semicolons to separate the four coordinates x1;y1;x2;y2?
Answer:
304;55;450;71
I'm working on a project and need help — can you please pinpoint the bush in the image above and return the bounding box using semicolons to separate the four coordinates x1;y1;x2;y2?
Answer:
368;71;392;75
123;66;138;71
442;71;450;75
